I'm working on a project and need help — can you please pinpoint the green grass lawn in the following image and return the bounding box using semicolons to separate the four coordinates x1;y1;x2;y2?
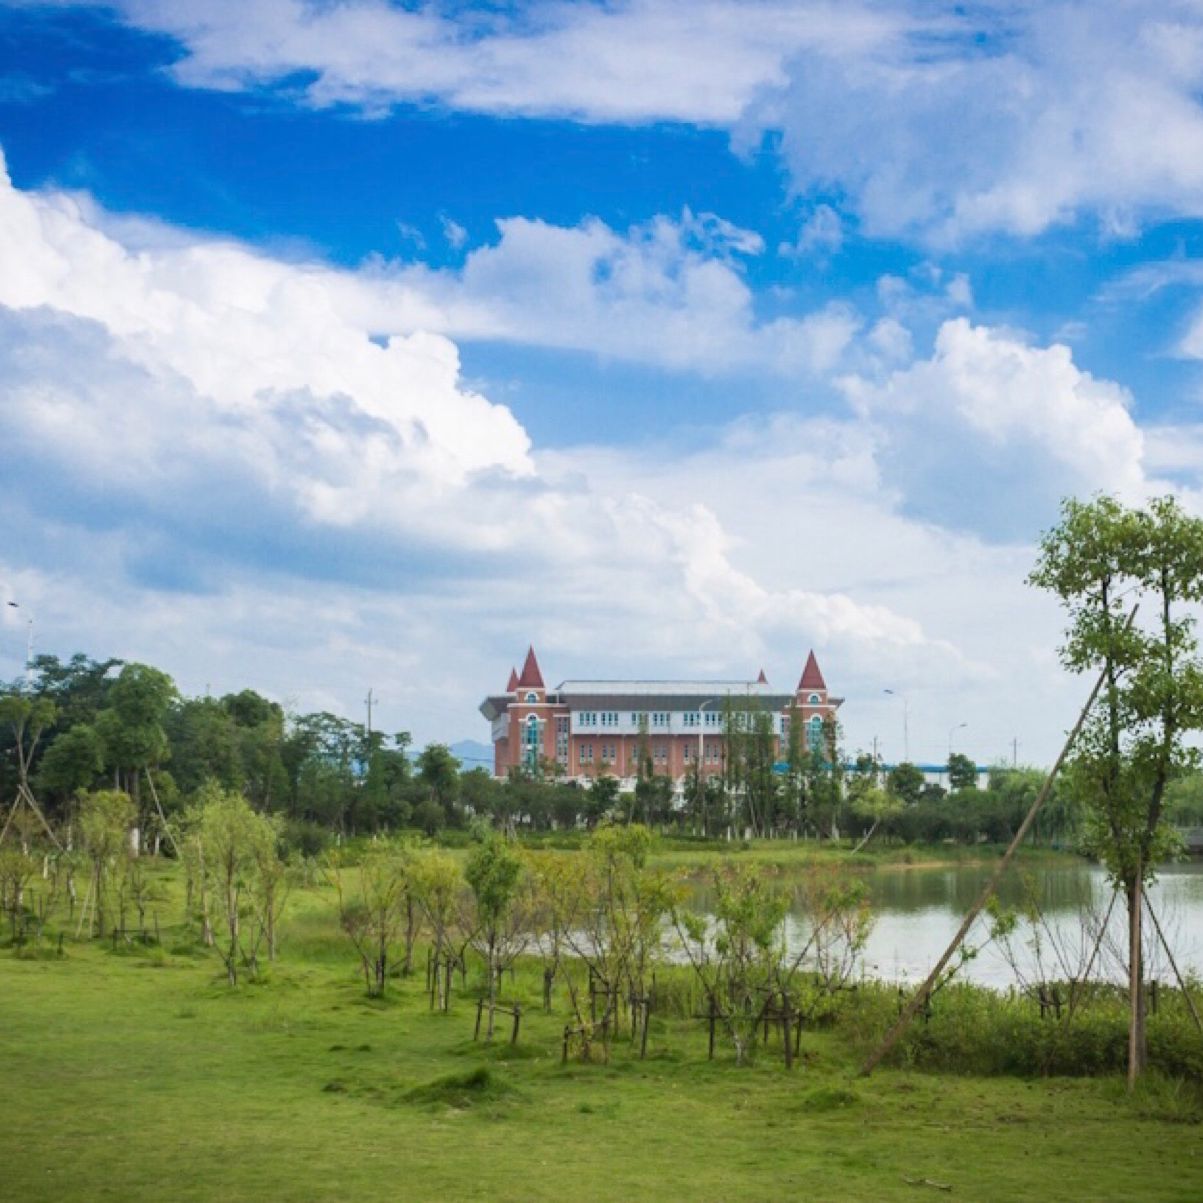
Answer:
1;870;1199;1202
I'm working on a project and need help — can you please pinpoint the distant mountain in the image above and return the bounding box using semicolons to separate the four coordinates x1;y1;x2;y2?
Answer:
448;738;493;771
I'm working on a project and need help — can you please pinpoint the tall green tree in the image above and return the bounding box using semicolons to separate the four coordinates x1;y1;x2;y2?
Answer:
886;762;925;806
465;831;525;1038
77;789;135;938
1031;494;1203;1086
95;664;177;827
947;752;978;792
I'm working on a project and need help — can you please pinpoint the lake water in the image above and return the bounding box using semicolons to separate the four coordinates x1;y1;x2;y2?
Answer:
841;860;1203;989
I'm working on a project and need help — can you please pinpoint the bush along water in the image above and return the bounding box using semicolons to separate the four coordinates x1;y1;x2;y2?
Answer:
839;979;1203;1081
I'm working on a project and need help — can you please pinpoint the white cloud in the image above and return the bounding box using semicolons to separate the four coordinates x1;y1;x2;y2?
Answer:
3;149;1198;762
440;215;468;250
111;0;898;124
376;208;856;376
395;220;426;251
750;2;1203;242
779;203;843;259
87;1;1203;241
842;318;1149;539
310;206;856;375
0;153;956;746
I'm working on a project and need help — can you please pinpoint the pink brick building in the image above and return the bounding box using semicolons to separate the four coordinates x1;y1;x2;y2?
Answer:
479;647;842;782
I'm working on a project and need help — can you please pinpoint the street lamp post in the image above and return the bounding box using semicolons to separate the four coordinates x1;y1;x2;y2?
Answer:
6;601;32;687
883;688;909;762
698;698;719;781
947;722;968;787
947;722;967;761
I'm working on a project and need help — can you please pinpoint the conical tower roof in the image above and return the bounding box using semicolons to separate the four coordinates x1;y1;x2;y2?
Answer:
797;650;826;692
506;667;519;692
516;646;545;690
756;668;768;684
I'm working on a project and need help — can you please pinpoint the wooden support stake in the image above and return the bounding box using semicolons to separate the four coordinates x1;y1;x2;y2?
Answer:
474;998;484;1041
511;1003;521;1046
1144;893;1203;1038
858;610;1135;1079
782;994;794;1070
143;769;180;858
1066;886;1119;1025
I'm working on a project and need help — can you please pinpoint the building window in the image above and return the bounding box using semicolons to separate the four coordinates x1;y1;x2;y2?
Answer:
705;742;720;765
631;711;644;727
600;711;618;727
807;715;824;753
781;714;790;737
683;743;692;763
579;711;597;727
683;711;699;727
654;743;667;763
579;742;594;765
523;714;541;771
601;742;616;763
555;717;569;766
704;710;721;728
808;693;821;705
526;691;539;703
652;711;670;728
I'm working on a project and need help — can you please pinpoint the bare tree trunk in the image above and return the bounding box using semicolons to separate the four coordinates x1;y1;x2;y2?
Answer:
1127;873;1147;1089
403;895;415;974
486;934;498;1039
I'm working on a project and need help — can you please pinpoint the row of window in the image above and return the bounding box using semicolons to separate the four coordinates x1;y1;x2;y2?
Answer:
575;740;725;767
577;711;622;727
528;710;827;767
576;707;797;730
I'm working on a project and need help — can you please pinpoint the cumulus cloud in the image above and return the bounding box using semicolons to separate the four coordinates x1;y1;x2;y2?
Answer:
842;318;1149;539
2;147;1188;760
376;208;858;376
0;153;954;745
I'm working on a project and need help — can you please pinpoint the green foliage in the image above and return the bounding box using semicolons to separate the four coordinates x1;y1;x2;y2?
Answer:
35;723;103;797
947;752;978;791
1031;495;1203;887
844;979;1203;1082
95;663;177;792
464;832;524;929
886;761;925;805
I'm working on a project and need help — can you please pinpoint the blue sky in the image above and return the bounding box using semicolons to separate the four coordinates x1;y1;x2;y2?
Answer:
3;0;1203;764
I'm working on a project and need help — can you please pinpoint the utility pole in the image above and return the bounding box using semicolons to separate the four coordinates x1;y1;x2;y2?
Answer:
1012;737;1019;768
365;688;374;739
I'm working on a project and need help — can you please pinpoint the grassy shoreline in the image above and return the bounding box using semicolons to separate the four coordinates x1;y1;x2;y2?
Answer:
3;937;1201;1203
1;856;1200;1202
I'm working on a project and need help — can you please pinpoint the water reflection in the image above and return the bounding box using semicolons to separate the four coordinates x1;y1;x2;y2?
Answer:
858;861;1203;988
690;860;1203;990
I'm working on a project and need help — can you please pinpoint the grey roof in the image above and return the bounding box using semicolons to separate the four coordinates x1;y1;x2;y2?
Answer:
558;679;768;696
557;680;793;710
480;679;843;720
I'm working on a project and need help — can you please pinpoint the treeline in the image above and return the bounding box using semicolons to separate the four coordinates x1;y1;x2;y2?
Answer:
0;654;454;851
5;652;1200;850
